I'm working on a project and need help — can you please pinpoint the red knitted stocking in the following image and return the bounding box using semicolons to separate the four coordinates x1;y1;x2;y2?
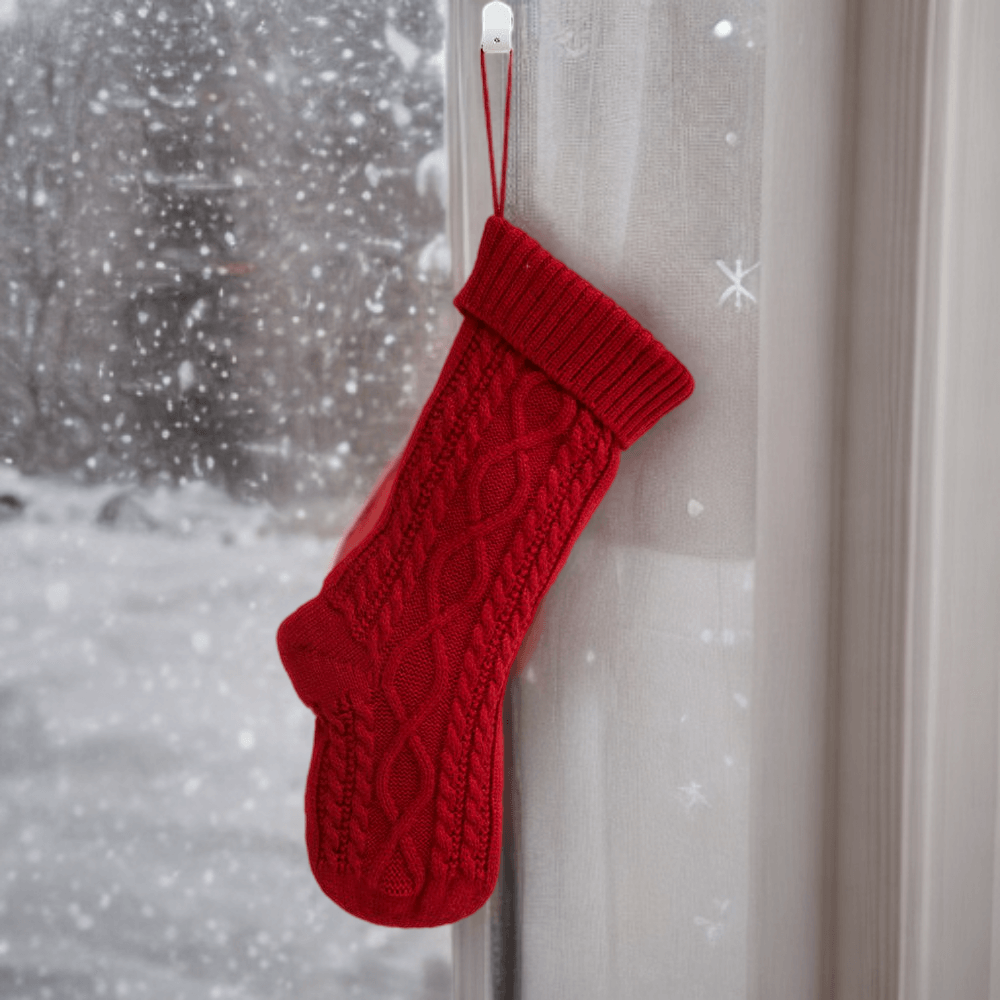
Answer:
277;217;693;926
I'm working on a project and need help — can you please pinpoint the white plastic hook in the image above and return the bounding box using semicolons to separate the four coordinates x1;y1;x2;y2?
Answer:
481;1;513;53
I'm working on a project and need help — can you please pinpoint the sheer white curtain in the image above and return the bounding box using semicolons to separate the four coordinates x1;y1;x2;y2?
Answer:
449;1;763;996
507;3;762;996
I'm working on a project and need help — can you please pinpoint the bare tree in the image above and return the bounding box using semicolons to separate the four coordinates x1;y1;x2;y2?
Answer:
0;0;448;503
0;0;113;471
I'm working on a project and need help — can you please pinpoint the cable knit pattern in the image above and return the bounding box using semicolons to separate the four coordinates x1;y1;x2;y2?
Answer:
333;331;512;646
312;704;353;873
277;218;694;927
456;422;612;883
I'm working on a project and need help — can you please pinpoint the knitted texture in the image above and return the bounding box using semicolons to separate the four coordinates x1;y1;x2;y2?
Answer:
277;216;694;927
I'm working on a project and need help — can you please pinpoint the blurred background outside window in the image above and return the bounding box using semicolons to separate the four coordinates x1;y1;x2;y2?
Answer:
0;0;454;996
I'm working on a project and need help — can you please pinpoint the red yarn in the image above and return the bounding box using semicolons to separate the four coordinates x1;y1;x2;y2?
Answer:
277;217;694;926
480;48;512;216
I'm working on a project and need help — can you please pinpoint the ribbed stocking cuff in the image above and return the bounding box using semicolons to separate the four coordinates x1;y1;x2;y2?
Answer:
454;216;694;448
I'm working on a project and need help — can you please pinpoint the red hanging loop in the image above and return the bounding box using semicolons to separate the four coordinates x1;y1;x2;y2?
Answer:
480;47;513;217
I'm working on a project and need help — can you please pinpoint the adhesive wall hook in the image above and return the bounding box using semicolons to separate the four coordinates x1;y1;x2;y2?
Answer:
482;1;513;53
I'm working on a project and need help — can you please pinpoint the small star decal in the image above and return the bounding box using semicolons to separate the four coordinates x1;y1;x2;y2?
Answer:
716;258;760;310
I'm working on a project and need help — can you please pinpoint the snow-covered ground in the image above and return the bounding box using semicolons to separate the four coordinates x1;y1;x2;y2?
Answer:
0;469;451;999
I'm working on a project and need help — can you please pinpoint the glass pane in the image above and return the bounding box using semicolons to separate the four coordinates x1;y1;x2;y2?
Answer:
0;0;452;995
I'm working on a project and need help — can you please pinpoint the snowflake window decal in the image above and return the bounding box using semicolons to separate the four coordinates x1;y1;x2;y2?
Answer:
716;258;760;310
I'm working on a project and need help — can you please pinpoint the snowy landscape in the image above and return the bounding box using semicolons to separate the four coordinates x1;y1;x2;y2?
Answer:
0;0;455;989
0;467;452;998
